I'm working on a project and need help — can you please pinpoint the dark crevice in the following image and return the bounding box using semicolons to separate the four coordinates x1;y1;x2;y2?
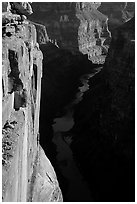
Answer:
37;12;134;202
39;42;102;201
33;64;37;90
8;49;23;93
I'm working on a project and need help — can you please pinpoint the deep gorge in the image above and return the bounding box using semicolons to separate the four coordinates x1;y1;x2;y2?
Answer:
2;2;135;202
36;2;135;202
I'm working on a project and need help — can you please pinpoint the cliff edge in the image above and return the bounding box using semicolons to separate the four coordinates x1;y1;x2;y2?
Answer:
2;2;63;202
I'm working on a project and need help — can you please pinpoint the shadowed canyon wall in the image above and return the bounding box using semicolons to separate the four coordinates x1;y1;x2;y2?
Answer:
70;16;135;201
2;2;62;202
2;2;135;202
29;2;135;202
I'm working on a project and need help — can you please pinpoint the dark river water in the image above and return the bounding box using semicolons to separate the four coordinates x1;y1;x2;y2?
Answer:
52;67;102;201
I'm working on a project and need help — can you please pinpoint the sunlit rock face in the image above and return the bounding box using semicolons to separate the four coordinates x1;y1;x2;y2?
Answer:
76;2;135;64
29;2;134;64
2;3;63;202
30;2;110;62
76;2;111;64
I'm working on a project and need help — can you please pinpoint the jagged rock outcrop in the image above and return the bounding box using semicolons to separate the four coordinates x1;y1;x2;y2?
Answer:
10;2;33;16
29;1;111;62
31;21;50;45
28;146;63;202
76;2;111;64
29;2;134;64
70;17;135;201
2;3;63;202
76;2;134;64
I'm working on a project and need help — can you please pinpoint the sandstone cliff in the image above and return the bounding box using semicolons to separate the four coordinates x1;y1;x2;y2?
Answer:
2;2;63;202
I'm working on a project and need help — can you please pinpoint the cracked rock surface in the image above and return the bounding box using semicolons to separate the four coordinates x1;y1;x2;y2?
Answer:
2;3;63;202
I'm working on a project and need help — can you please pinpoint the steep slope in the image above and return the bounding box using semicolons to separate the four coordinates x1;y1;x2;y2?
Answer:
2;3;63;202
29;2;134;64
70;17;135;201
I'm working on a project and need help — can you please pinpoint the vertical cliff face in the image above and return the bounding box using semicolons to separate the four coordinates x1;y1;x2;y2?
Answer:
76;2;111;64
30;1;110;60
76;2;134;64
27;3;135;201
2;3;63;202
102;16;135;140
29;2;79;53
70;16;135;201
29;2;134;65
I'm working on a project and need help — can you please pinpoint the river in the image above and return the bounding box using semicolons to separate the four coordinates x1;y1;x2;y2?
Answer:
52;67;102;201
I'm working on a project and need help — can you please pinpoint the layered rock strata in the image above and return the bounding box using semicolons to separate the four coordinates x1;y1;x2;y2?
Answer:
29;2;134;64
76;2;111;64
2;3;63;202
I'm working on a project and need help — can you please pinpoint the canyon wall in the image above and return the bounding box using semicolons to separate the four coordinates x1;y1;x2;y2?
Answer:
70;16;135;201
25;2;135;201
2;3;63;202
29;2;134;64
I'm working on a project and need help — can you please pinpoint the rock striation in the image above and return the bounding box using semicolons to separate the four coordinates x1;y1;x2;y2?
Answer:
76;2;134;64
29;2;134;64
2;2;63;202
76;2;111;64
